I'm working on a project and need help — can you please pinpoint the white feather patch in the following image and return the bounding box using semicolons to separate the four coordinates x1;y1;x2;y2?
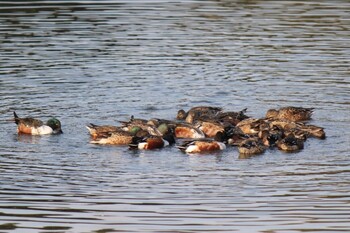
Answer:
185;145;199;153
217;142;226;150
32;125;53;135
86;126;94;134
90;138;108;144
163;139;169;147
138;142;147;149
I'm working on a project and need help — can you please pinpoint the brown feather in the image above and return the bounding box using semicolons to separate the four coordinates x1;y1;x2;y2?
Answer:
175;127;195;138
17;124;33;134
194;141;221;152
144;138;164;149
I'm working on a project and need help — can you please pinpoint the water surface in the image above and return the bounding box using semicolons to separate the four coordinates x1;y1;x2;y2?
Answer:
1;1;350;232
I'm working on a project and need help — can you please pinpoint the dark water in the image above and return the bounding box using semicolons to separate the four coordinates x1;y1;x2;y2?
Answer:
1;1;350;232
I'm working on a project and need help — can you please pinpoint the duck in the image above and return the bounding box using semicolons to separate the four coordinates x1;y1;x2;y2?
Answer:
90;130;135;145
266;106;314;122
299;124;326;139
283;128;308;141
214;108;249;126
212;126;248;146
86;123;122;139
277;135;304;152
238;138;266;155
227;133;250;146
269;119;299;131
146;119;180;136
236;118;269;135
259;130;279;147
119;115;163;136
147;118;174;127
119;115;148;125
176;106;223;124
87;123;143;137
258;125;284;147
194;119;228;138
173;122;206;139
177;138;226;154
13;111;62;135
129;132;176;150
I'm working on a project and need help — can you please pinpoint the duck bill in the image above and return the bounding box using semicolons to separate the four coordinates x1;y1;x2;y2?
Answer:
55;129;63;134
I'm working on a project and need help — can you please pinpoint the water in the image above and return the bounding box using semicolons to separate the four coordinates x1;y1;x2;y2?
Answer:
1;0;350;232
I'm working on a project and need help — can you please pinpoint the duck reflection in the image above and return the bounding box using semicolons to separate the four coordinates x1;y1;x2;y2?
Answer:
15;134;41;144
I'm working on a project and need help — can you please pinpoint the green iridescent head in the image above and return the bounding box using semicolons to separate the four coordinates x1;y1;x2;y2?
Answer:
46;118;63;134
129;126;141;135
157;123;169;135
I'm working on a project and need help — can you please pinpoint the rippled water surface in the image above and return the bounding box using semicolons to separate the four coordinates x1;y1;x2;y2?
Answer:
1;1;350;232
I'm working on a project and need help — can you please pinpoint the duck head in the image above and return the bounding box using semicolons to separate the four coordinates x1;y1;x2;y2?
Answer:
46;118;63;134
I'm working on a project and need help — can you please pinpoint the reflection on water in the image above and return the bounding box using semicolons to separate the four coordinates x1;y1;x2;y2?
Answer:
1;0;350;232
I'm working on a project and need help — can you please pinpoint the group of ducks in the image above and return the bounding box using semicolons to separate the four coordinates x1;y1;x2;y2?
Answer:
13;106;326;155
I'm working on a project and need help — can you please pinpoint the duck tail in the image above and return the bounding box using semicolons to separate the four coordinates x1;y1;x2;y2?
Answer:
87;123;98;128
118;120;129;126
238;108;249;119
13;111;20;125
87;123;100;128
119;115;134;126
240;108;248;113
176;145;187;152
86;123;97;134
305;107;314;119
